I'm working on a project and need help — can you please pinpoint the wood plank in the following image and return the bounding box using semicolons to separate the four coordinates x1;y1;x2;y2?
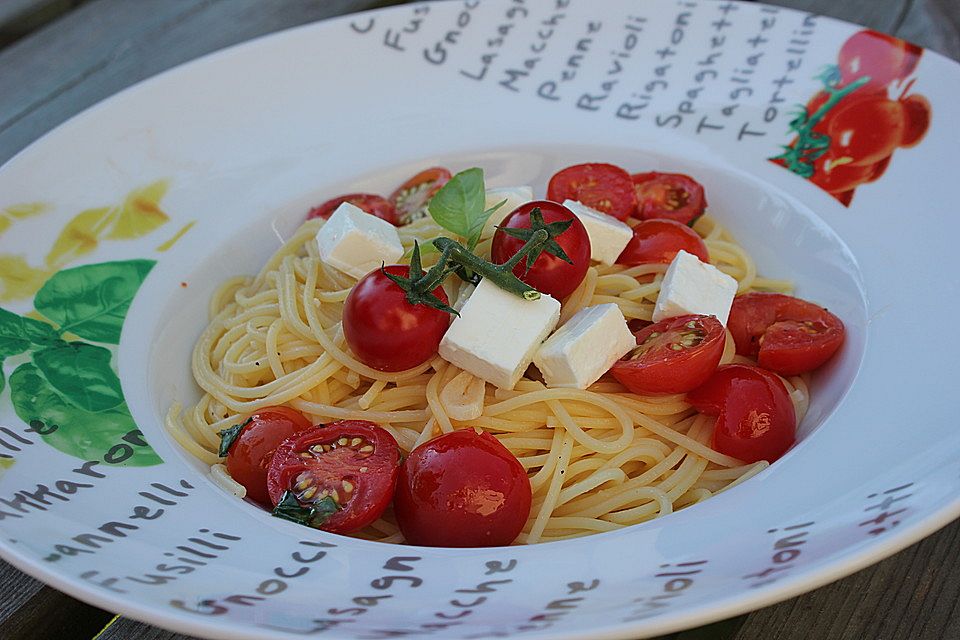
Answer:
761;0;910;33
0;0;408;165
0;584;113;640
0;560;44;622
897;0;960;59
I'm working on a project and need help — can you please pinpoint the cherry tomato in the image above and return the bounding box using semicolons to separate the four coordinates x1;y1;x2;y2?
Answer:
491;200;591;300
838;30;922;91
616;219;709;266
224;407;313;507
267;421;400;534
826;96;905;166
546;163;637;221
394;429;531;547
864;156;891;183
728;293;845;376
307;193;399;225
899;94;931;148
611;315;725;395
831;190;855;206
343;265;450;372
688;364;796;463
631;172;707;225
389;167;452;225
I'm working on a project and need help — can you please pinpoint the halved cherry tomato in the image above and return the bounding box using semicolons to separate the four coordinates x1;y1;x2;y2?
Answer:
688;364;796;463
838;30;922;91
491;200;591;299
728;293;845;376
224;406;313;507
389;167;452;225
394;429;531;547
307;193;399;225
899;94;931;148
546;163;637;221
611;315;724;395
267;421;400;534
825;96;905;166
343;265;450;372
631;172;707;225
617;219;709;266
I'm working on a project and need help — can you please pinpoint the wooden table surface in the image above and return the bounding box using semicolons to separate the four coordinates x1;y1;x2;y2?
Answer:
0;1;958;639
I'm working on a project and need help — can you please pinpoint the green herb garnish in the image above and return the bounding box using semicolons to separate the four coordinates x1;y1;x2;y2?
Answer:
271;491;339;529
495;207;573;273
217;417;251;457
428;168;505;250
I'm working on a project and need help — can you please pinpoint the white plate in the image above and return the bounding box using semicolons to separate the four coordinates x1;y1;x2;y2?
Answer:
1;1;958;638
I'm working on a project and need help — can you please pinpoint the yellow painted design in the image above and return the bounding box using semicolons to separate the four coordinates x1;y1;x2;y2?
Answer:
156;220;195;252
0;202;49;236
0;458;13;469
105;180;170;240
0;255;52;302
45;207;114;268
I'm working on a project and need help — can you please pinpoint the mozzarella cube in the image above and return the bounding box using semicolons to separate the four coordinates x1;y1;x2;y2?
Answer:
534;304;635;389
482;186;534;236
563;200;633;265
652;250;738;325
439;278;560;390
315;202;404;279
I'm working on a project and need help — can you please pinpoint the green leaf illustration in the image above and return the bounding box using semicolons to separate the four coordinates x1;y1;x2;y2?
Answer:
32;342;124;413
34;259;155;344
9;363;161;466
0;306;60;358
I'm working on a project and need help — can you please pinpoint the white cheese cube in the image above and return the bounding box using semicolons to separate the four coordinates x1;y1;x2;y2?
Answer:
652;250;739;325
534;304;635;389
315;202;404;279
563;200;633;265
439;278;560;390
482;186;534;236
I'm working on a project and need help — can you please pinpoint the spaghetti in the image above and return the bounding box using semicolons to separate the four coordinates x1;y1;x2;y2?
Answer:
169;211;807;544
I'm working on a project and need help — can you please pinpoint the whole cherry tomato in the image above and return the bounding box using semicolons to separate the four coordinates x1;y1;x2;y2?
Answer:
223;406;313;507
267;421;400;534
389;167;452;225
616;219;709;266
631;172;707;225
491;200;591;300
825;96;905;166
611;315;725;395
343;265;451;372
899;94;931;148
688;364;797;463
394;429;531;547
307;193;399;225
546;163;637;220
727;293;845;376
838;30;922;91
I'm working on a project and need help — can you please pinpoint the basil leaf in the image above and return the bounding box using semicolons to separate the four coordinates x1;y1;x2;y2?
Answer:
467;199;506;250
272;491;339;529
32;342;124;413
0;307;60;358
8;362;161;466
34;259;155;344
218;418;252;457
428;168;487;242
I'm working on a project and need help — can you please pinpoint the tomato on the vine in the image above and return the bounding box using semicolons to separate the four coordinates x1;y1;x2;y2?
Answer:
899;94;931;148
611;315;725;395
223;406;313;507
343;265;451;372
631;172;707;225
688;364;796;463
267;421;400;534
389;167;452;225
825;96;905;166
616;219;709;266
491;200;591;300
307;193;399;225
727;293;845;376
394;429;531;547
546;163;637;221
838;30;922;91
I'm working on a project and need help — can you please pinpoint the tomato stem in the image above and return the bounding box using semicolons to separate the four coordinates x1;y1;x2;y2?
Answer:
431;230;547;301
